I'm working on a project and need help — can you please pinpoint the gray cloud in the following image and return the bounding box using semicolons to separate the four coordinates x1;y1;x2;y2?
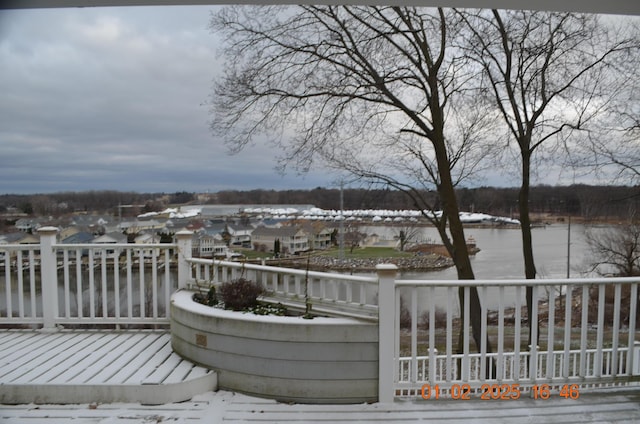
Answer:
2;6;624;196
0;6;332;194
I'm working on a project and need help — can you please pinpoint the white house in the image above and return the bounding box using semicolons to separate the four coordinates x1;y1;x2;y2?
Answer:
195;233;228;258
92;232;127;257
251;226;309;255
225;224;254;247
300;222;333;250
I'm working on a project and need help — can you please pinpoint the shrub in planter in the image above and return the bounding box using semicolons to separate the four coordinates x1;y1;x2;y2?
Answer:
193;286;218;307
219;278;265;311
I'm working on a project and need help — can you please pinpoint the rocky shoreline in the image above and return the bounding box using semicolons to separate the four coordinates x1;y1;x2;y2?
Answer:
262;253;454;273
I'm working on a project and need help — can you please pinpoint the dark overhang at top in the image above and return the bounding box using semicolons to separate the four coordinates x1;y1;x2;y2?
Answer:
1;0;640;16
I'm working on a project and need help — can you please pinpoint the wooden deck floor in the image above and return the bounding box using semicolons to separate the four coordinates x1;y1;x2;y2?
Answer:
0;330;217;405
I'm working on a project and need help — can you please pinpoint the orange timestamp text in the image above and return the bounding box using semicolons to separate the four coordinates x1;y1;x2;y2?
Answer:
420;383;580;400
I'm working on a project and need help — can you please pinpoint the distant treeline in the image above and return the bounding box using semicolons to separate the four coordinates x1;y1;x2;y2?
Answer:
214;185;640;220
1;185;639;220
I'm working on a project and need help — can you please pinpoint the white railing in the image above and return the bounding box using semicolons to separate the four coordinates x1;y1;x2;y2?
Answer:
53;243;176;327
377;268;640;401
0;243;42;326
1;229;638;403
186;257;379;320
0;227;182;328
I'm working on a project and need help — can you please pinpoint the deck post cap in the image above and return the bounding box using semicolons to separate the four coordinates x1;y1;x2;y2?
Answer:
37;226;59;234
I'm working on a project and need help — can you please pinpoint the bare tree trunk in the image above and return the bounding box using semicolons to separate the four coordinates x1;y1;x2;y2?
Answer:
519;150;539;347
434;155;493;366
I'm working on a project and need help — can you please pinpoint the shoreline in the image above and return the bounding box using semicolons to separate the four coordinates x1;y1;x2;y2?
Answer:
259;253;454;273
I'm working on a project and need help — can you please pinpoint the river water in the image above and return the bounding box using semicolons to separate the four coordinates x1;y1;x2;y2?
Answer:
363;223;591;280
363;223;594;312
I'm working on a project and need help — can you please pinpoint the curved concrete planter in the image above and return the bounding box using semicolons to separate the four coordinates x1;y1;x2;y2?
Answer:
170;290;378;404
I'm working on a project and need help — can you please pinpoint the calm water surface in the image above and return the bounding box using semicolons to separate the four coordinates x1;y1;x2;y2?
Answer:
363;223;589;280
364;223;592;311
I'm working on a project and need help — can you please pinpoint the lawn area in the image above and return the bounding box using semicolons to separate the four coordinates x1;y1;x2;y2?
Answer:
233;248;273;260
319;246;412;259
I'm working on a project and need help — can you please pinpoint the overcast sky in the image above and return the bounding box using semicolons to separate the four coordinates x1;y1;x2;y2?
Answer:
0;6;634;195
0;5;338;194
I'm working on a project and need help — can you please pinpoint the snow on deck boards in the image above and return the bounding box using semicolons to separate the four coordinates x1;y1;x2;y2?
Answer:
1;390;639;424
0;330;217;405
0;331;638;422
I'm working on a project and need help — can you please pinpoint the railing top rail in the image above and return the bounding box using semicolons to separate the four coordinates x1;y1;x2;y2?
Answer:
1;243;177;250
54;243;176;249
396;275;640;288
0;244;41;251
188;258;379;284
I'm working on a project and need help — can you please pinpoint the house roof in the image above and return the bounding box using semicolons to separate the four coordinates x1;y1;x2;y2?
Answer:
70;215;111;226
61;231;95;244
199;233;224;242
0;232;39;244
299;221;332;235
92;232;127;244
134;233;161;243
226;224;254;236
251;226;304;238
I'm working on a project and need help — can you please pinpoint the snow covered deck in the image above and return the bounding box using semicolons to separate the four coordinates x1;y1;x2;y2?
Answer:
0;331;638;423
0;330;216;405
2;388;639;423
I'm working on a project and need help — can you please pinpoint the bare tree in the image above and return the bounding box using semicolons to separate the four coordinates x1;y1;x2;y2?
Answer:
579;67;640;185
584;220;640;327
394;223;421;251
585;222;640;277
458;9;637;344
343;224;365;254
209;5;496;353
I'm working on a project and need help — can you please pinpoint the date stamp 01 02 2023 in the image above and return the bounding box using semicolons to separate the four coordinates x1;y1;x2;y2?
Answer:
419;383;580;401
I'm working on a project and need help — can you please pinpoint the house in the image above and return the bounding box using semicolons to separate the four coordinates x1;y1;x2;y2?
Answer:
14;218;42;233
119;219;165;234
134;233;161;244
69;215;111;235
61;231;95;244
251;226;309;255
92;232;127;257
164;217;191;233
225;224;254;248
59;231;95;257
134;232;164;258
0;232;40;245
299;221;333;250
194;233;228;258
0;232;40;262
93;232;127;244
59;226;81;241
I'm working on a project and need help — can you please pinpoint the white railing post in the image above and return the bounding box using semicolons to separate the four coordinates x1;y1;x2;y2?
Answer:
377;264;398;403
38;226;59;330
176;230;193;290
633;341;640;375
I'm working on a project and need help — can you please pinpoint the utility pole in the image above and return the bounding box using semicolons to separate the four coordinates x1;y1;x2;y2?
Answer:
566;216;571;278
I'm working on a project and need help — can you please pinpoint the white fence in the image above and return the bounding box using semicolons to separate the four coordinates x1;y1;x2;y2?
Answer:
0;227;180;328
187;257;379;320
382;271;640;401
1;229;638;402
0;243;42;326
